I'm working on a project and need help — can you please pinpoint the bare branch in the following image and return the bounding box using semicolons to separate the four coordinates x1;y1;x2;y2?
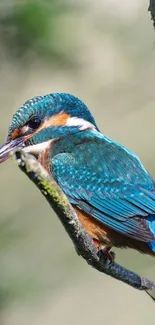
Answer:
12;149;155;299
148;0;155;29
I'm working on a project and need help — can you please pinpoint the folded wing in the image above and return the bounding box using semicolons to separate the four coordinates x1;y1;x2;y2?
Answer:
51;134;155;242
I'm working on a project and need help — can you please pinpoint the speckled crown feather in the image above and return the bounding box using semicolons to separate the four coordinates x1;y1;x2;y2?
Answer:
9;93;99;134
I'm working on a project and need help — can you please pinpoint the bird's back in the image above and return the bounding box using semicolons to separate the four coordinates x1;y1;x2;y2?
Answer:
49;129;155;255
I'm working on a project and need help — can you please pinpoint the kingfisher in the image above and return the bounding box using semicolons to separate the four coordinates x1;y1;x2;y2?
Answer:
0;93;155;261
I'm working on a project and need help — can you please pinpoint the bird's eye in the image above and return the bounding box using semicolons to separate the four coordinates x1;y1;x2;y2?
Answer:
27;116;42;130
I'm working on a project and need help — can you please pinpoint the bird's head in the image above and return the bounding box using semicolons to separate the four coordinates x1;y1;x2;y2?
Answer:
0;93;98;163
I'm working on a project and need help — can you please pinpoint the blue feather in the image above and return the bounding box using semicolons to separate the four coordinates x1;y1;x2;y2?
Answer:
51;131;155;245
146;216;155;251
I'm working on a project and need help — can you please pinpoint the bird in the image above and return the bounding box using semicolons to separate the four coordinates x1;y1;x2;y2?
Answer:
0;92;155;261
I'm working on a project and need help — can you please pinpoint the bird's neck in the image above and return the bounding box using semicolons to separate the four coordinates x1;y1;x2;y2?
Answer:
49;129;99;158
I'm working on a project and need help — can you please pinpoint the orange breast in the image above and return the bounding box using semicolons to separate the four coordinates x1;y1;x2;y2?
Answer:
73;205;155;256
73;206;113;246
38;141;54;173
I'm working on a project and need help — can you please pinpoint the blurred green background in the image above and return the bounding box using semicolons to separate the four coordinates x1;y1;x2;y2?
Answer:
0;0;155;324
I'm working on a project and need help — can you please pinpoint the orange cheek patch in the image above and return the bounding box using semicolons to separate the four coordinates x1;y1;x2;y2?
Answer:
11;128;23;139
11;126;29;139
41;112;70;130
29;112;70;138
11;112;70;140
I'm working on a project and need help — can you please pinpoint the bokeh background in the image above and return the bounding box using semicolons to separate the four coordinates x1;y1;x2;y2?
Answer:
0;0;155;324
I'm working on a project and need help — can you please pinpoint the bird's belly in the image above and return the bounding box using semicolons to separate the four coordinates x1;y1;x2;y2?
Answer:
73;205;155;256
73;206;112;246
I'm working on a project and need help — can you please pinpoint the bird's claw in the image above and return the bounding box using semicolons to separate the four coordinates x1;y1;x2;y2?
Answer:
97;247;115;265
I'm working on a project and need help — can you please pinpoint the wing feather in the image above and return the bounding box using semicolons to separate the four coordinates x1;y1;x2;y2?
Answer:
51;134;155;242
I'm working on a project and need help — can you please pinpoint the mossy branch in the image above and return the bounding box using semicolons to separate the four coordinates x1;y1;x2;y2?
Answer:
12;149;155;300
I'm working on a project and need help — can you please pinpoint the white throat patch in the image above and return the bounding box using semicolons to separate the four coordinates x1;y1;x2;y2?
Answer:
23;140;53;154
66;117;96;131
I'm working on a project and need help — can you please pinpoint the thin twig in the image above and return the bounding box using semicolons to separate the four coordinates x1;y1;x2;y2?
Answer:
12;149;155;298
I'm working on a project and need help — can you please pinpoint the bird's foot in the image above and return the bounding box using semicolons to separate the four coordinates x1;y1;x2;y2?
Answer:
93;239;115;265
98;247;115;265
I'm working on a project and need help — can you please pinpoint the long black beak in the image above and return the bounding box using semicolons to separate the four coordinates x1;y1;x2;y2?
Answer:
0;138;25;163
